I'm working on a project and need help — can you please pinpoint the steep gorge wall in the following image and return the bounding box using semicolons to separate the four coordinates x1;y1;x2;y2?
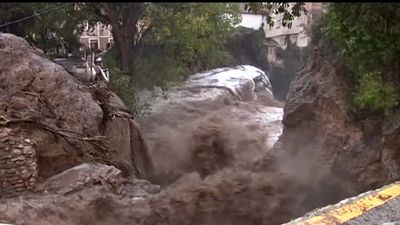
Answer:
268;39;310;101
276;48;400;207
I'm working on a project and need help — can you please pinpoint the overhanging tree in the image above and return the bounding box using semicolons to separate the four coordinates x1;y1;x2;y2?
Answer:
0;3;89;54
244;2;308;28
82;2;307;84
133;3;241;88
83;3;149;79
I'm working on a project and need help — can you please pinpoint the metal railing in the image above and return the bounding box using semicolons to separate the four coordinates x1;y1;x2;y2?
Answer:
83;51;110;82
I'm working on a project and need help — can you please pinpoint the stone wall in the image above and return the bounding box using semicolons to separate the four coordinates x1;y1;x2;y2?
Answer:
0;128;37;196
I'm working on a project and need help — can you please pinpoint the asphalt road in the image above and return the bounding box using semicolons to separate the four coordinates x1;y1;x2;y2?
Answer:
284;182;400;225
345;197;400;225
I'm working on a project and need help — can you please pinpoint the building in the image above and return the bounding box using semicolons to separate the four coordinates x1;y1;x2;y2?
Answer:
264;3;328;47
79;22;114;52
238;3;327;47
240;13;265;30
263;3;327;66
265;3;310;48
237;3;327;67
79;19;150;52
238;3;267;30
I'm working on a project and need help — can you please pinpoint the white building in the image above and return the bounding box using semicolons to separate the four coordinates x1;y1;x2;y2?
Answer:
79;22;114;51
264;3;312;49
262;3;328;66
239;13;265;30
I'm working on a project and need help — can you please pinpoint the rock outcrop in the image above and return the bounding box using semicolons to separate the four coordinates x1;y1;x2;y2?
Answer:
0;163;161;225
0;33;151;194
275;48;400;210
37;163;160;197
267;39;310;101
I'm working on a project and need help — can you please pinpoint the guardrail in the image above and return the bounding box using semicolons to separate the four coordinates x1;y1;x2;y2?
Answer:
284;181;400;225
84;62;109;82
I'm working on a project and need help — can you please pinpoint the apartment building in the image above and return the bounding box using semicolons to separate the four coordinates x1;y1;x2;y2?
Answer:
238;3;267;30
79;22;114;51
79;19;150;52
264;3;327;66
238;3;327;46
264;3;327;47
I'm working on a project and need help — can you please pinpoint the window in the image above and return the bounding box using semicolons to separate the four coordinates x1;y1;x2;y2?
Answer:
90;39;99;50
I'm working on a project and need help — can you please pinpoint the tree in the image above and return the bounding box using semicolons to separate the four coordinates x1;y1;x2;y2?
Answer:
0;3;87;55
133;3;240;88
83;3;241;86
27;3;83;54
80;3;148;82
0;3;36;38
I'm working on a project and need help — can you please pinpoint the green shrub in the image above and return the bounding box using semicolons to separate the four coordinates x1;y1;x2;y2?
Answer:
134;49;188;90
132;3;239;89
323;3;400;115
354;72;398;115
104;54;150;114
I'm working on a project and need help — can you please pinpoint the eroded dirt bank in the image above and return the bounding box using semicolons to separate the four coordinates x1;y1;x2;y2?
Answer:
277;48;400;203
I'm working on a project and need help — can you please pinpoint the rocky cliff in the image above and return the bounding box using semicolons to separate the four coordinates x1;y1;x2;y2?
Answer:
0;33;152;195
268;38;310;101
275;48;400;210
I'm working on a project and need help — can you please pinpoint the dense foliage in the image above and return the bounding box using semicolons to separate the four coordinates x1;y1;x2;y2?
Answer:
0;3;36;38
353;72;397;114
0;3;89;55
134;3;240;89
324;3;400;115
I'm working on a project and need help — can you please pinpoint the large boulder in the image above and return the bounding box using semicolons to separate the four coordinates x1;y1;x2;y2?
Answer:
0;163;161;225
0;33;151;195
38;163;160;197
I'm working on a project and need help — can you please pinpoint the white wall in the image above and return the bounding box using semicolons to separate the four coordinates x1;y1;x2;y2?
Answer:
263;3;309;39
239;14;264;30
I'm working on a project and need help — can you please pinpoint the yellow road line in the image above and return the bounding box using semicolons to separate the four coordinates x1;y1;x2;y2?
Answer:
296;183;400;225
